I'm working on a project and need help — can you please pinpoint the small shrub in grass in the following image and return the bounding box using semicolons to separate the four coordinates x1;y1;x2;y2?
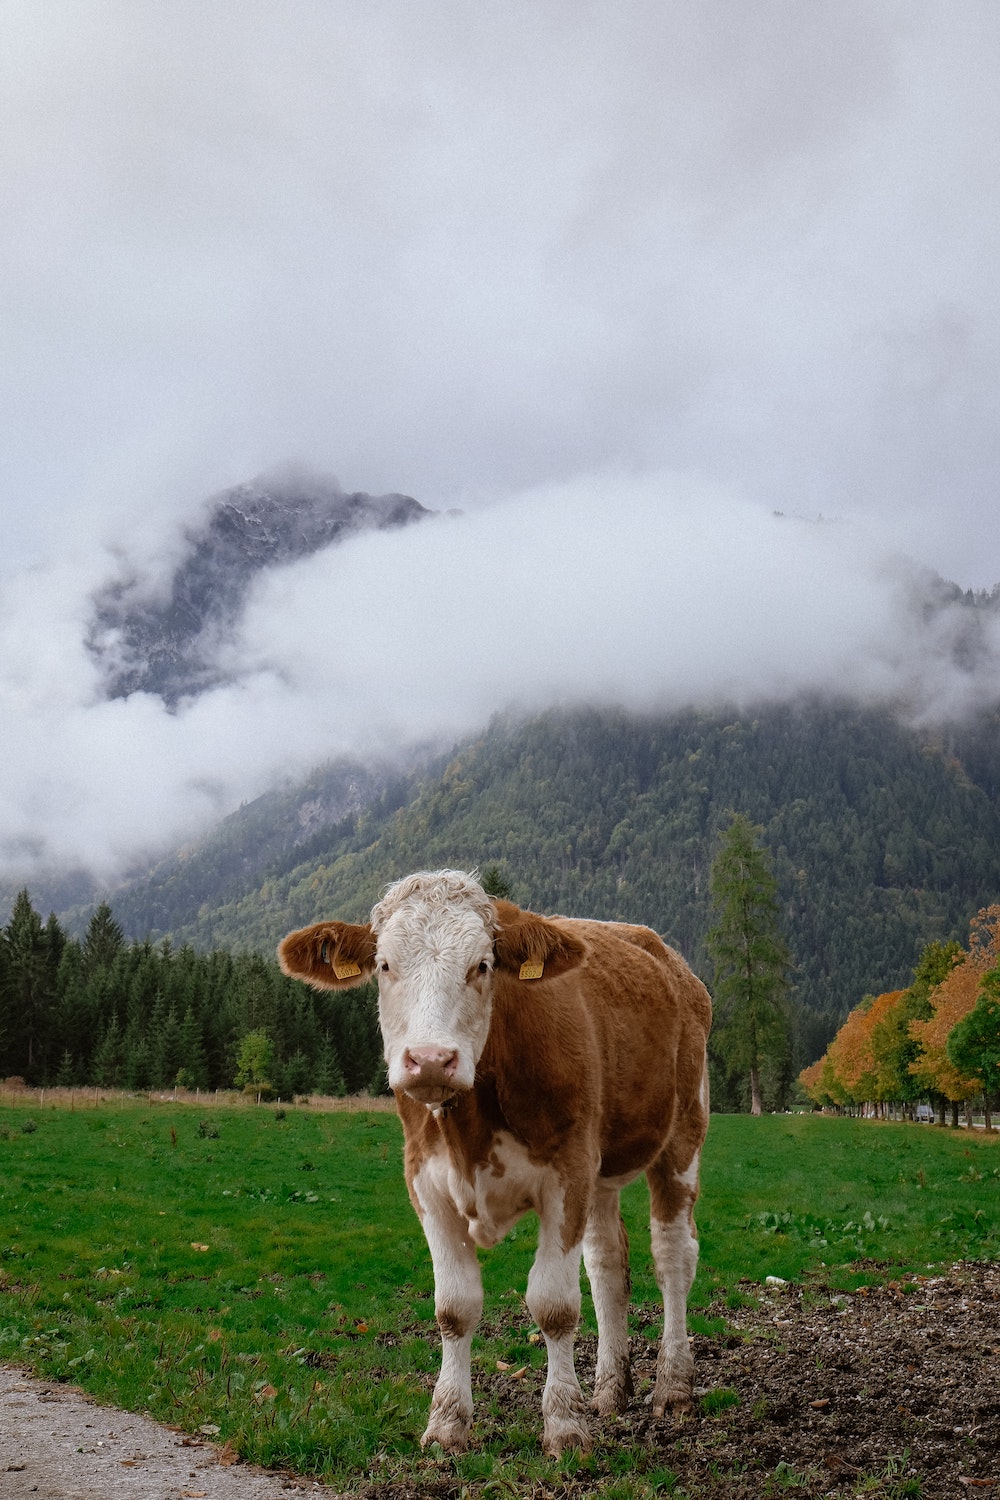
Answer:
196;1119;219;1139
699;1386;740;1415
645;1466;680;1493
772;1459;822;1490
20;1118;37;1133
602;1483;649;1500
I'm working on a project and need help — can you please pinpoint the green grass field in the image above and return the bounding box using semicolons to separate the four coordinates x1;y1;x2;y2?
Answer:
1;1102;999;1492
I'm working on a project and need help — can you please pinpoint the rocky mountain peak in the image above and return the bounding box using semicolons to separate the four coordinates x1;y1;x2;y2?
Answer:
88;469;431;707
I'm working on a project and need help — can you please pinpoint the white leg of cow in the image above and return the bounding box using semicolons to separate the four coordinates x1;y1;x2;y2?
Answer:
649;1206;697;1415
646;1060;709;1422
647;1150;701;1418
526;1213;590;1457
418;1199;483;1452
582;1184;633;1416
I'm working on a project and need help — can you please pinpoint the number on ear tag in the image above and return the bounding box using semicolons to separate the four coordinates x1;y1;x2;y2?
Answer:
519;960;544;981
333;959;362;980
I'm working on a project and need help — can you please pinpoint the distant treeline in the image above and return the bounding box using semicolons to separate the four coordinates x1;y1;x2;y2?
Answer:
0;892;384;1096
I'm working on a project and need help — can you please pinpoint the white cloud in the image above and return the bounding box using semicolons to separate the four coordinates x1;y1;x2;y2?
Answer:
2;2;1000;882
5;469;996;883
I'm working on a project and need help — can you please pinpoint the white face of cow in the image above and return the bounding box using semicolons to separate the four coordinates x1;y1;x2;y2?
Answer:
373;875;498;1104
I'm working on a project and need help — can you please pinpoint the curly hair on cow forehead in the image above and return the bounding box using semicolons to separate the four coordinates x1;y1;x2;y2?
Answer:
370;869;500;936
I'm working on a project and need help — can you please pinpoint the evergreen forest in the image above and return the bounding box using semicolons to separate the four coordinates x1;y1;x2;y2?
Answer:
0;893;384;1095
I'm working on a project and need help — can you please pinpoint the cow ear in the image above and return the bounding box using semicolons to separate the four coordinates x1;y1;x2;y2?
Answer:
278;921;377;990
492;902;587;983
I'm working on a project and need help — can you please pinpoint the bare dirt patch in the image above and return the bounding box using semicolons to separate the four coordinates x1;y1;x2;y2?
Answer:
652;1261;1000;1498
375;1263;1000;1499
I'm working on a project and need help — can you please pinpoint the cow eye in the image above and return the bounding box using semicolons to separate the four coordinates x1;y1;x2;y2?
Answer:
378;960;390;974
477;960;490;974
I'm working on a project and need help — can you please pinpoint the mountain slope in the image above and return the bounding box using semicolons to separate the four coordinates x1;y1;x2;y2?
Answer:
89;756;419;940
87;701;1000;1057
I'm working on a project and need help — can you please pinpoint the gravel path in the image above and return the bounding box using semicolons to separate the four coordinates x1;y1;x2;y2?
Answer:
0;1367;324;1500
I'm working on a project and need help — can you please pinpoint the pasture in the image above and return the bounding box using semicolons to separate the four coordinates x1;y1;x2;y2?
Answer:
1;1103;999;1496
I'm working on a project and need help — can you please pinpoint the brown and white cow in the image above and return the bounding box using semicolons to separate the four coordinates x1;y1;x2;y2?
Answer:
278;870;711;1457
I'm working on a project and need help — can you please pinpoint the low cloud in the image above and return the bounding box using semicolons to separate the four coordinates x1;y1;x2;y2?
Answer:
1;472;997;886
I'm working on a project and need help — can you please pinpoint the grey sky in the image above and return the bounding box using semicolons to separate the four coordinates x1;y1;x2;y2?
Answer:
2;2;1000;882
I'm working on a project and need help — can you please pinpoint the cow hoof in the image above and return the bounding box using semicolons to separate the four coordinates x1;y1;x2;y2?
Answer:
542;1419;592;1459
421;1420;471;1454
651;1386;693;1420
422;1392;473;1454
592;1363;634;1417
542;1395;592;1458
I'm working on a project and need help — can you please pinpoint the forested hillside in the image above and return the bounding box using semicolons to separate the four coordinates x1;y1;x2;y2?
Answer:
79;699;1000;1063
91;757;409;940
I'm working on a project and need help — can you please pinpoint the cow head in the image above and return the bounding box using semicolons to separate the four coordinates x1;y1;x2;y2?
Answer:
278;870;587;1106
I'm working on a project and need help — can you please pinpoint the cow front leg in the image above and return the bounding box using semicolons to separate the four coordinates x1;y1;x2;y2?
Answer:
583;1183;633;1416
419;1200;484;1452
647;1148;701;1418
526;1216;589;1457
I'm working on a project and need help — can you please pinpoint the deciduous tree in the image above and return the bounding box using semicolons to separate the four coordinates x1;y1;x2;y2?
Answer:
946;964;1000;1111
235;1028;274;1098
910;907;1000;1106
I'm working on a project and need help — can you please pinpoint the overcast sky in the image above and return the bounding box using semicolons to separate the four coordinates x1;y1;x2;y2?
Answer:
3;2;1000;885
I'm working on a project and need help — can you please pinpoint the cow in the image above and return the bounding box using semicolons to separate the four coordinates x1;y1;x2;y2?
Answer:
278;869;711;1457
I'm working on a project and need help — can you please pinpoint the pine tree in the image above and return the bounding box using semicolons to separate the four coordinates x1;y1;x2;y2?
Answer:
328;985;384;1094
82;902;126;975
315;1034;347;1097
150;1006;183;1087
175;1005;209;1090
480;865;513;900
2;890;56;1079
706;814;791;1115
92;1013;125;1087
53;943;92;1081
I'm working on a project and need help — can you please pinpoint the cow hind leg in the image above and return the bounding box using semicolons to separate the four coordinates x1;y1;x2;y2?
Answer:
526;1215;590;1457
583;1184;633;1416
646;1144;702;1419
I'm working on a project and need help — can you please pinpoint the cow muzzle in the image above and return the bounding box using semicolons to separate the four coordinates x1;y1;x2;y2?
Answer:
402;1046;463;1104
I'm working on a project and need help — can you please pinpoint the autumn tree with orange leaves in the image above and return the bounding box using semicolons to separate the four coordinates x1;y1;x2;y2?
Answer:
800;910;1000;1119
909;906;1000;1107
808;990;904;1112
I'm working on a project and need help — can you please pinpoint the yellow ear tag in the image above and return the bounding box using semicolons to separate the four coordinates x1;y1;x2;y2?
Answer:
333;959;362;980
519;960;544;981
